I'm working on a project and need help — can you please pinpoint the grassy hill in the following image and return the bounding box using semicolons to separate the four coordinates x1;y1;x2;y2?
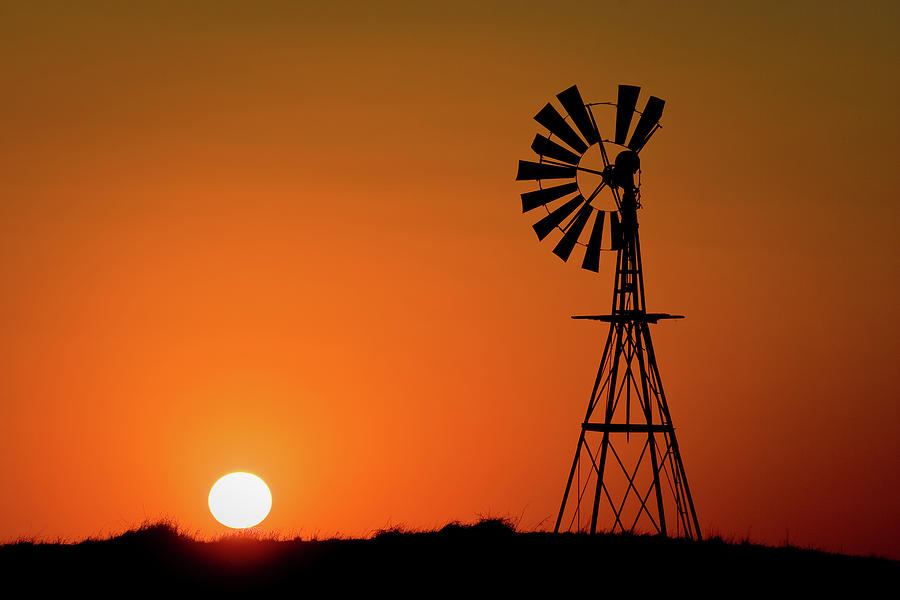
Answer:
2;519;896;594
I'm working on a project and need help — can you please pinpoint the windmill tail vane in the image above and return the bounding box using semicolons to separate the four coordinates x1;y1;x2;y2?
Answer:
516;84;701;539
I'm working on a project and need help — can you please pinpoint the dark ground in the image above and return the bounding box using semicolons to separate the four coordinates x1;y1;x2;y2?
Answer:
2;519;896;595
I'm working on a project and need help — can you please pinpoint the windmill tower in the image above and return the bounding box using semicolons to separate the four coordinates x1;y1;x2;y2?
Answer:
515;84;701;539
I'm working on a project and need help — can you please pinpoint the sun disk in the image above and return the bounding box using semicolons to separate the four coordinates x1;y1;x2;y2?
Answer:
208;472;272;528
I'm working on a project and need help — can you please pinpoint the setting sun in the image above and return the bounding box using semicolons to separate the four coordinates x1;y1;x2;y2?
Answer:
208;473;272;529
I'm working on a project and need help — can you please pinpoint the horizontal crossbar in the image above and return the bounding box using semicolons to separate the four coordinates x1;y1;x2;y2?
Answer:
571;311;684;324
582;423;672;433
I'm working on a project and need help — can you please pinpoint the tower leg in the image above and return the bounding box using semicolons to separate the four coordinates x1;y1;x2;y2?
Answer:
588;431;611;534
554;430;585;533
556;323;616;533
634;321;667;536
645;432;667;536
642;321;702;540
588;324;624;534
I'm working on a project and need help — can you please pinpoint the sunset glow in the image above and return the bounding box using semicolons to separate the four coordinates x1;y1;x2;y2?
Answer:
0;2;897;561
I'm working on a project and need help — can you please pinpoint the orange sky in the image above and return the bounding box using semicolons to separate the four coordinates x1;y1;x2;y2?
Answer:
1;1;898;558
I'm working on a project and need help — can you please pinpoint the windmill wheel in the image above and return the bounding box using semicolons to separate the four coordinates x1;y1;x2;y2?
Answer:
515;84;665;272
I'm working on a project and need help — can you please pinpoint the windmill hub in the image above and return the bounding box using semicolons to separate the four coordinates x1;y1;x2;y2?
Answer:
613;150;640;191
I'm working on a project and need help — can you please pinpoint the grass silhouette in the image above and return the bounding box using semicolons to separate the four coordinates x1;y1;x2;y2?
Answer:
2;518;896;593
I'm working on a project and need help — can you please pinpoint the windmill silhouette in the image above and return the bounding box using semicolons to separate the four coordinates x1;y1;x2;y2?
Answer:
516;84;701;539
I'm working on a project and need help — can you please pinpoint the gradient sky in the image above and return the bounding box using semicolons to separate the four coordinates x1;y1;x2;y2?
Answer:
1;1;898;558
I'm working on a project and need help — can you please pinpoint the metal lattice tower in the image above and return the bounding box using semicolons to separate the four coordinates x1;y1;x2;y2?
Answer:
515;84;701;539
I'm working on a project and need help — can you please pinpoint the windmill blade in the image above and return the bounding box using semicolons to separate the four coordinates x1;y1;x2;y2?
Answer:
516;160;576;181
581;210;605;272
521;182;579;213
615;85;641;145
552;203;592;262
556;85;599;145
588;105;611;168
534;104;588;154
533;195;584;241
531;134;581;165
627;96;665;152
610;211;623;250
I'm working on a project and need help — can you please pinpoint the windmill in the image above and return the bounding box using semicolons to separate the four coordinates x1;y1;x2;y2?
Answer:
515;84;701;539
